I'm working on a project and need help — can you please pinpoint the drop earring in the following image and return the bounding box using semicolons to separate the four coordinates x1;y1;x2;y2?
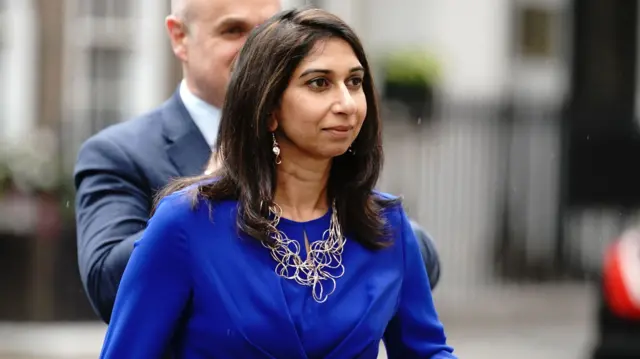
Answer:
272;133;282;164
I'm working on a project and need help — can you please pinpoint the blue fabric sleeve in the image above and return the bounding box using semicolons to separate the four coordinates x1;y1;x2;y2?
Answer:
383;207;457;358
99;193;193;358
410;220;441;290
74;134;149;323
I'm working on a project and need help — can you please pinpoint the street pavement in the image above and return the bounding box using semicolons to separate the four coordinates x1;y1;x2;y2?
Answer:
0;284;595;359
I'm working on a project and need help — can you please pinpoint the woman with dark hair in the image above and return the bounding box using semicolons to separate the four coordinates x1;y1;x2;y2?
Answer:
100;7;455;359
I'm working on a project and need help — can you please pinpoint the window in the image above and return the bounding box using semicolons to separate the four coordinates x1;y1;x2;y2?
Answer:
61;0;136;169
517;6;556;58
61;0;171;170
87;47;129;134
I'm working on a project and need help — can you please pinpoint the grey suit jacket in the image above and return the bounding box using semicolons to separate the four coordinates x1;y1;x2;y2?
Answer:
410;220;441;290
74;90;211;323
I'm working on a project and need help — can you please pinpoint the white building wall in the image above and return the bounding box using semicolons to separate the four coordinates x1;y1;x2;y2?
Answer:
511;0;572;106
430;0;512;103
324;0;511;103
130;0;172;114
2;0;38;143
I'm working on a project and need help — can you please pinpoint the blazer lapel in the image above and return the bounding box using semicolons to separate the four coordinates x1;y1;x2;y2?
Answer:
161;90;212;177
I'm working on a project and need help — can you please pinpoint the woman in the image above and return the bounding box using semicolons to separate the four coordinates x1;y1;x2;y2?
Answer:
100;7;455;359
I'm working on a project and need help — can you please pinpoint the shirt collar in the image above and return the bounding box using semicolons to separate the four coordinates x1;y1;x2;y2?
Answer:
179;80;221;148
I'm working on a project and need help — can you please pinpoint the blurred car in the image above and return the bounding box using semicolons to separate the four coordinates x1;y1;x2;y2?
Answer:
593;229;640;358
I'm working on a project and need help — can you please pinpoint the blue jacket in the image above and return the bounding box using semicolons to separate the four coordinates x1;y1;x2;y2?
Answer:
411;220;441;290
99;192;455;358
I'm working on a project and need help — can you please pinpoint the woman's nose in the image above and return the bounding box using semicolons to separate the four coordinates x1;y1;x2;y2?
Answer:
333;85;357;115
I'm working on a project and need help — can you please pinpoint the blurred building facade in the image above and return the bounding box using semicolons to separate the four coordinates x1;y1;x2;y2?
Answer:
0;0;638;323
325;0;640;292
0;0;183;321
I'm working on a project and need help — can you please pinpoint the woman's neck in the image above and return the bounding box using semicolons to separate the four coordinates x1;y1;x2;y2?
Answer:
273;154;331;222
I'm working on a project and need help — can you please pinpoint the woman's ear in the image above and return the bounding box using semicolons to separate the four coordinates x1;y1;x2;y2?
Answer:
268;112;279;132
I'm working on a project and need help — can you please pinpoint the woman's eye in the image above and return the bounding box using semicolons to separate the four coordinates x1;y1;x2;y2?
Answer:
308;78;330;89
348;77;363;88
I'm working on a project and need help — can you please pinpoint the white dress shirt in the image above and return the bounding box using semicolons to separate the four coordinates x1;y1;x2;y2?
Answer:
179;80;221;149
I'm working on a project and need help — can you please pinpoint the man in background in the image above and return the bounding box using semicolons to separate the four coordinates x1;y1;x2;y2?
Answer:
74;0;441;324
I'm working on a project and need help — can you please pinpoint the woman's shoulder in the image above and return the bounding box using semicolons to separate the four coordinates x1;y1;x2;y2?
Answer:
155;185;202;212
141;188;238;256
372;190;404;220
153;186;237;228
372;191;427;239
372;190;400;202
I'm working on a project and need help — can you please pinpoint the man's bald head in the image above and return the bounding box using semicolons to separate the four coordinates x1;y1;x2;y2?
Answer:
165;0;281;107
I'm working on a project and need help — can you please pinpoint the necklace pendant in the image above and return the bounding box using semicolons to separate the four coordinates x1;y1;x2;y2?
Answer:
267;199;346;303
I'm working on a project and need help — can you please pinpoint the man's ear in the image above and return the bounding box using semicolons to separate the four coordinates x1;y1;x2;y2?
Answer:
165;15;189;62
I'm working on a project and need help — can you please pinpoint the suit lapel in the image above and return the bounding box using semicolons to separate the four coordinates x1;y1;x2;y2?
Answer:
161;90;212;177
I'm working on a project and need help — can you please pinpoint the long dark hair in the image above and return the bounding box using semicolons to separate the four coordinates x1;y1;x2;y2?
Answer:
157;7;399;249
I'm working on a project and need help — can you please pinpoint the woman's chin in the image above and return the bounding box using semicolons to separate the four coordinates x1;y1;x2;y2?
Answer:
322;146;349;157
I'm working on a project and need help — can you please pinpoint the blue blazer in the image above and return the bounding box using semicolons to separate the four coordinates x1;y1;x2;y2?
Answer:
74;91;211;322
99;190;456;359
74;90;442;324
